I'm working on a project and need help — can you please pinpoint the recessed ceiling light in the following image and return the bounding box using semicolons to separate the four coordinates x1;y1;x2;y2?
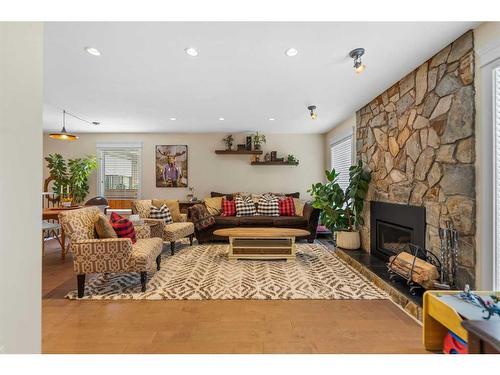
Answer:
85;47;101;56
184;47;198;57
268;118;275;121
219;117;225;121
169;117;177;121
285;48;298;57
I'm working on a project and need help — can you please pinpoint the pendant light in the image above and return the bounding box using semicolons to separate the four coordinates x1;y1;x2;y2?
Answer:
49;110;100;141
49;110;78;141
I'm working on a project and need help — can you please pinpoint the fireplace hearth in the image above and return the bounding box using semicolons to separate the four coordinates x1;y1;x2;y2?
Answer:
370;202;425;261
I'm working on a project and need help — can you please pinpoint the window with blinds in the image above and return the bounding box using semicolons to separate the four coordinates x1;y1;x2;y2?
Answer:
330;135;353;192
97;144;142;200
495;67;500;290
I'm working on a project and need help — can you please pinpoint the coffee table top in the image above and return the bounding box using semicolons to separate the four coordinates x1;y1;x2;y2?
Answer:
213;227;310;238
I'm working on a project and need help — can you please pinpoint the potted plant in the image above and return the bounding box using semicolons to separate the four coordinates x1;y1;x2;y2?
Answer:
45;153;97;204
308;160;371;250
222;134;234;151
252;132;266;150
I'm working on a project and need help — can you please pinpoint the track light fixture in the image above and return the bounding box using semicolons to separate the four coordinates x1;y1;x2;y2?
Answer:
349;48;366;74
307;105;317;120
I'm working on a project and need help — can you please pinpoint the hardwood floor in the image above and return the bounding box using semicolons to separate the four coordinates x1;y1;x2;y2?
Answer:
42;239;427;354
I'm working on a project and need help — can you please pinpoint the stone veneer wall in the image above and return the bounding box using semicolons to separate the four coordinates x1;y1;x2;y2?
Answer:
356;30;476;288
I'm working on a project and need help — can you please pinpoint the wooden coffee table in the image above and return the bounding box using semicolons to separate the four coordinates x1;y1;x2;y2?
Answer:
213;227;310;262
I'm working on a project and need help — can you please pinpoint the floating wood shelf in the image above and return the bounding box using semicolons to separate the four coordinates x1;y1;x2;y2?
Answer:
251;161;299;166
215;149;263;155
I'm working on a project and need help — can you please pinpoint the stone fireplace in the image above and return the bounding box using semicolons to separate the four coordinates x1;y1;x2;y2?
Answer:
356;30;476;288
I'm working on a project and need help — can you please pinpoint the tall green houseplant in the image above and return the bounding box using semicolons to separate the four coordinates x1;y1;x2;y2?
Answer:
308;160;371;232
45;153;97;204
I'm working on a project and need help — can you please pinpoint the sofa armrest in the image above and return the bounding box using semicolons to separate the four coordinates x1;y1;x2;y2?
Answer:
302;202;321;241
143;218;165;238
71;238;133;274
179;213;188;222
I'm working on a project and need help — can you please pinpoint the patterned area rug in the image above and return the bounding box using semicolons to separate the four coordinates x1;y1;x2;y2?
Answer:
66;241;388;300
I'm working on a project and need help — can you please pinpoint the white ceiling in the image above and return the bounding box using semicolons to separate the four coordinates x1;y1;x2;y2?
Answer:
43;22;478;134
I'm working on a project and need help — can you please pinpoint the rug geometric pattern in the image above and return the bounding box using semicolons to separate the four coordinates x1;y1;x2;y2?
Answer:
66;241;388;300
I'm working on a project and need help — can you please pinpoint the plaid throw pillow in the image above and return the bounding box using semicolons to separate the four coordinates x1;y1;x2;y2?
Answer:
257;194;279;216
110;212;137;243
221;197;236;216
149;204;173;224
278;196;296;216
236;195;257;217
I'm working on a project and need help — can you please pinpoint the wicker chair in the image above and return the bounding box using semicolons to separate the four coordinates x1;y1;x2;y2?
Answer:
58;206;163;298
131;200;194;255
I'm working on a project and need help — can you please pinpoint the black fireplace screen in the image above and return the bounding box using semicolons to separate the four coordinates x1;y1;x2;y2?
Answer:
377;221;412;255
370;202;426;261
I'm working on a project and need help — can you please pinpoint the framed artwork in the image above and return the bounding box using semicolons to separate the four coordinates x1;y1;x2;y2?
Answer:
155;145;188;188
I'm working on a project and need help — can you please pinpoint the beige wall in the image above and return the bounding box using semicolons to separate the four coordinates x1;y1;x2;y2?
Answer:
474;22;500;289
43;133;324;201
324;115;356;170
0;22;43;353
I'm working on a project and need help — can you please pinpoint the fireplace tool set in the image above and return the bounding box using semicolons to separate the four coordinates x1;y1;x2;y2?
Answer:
438;221;459;289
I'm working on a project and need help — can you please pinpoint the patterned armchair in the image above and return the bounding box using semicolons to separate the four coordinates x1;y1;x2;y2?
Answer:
58;206;163;298
131;200;195;255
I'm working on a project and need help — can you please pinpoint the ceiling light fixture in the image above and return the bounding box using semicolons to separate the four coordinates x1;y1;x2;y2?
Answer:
285;48;298;57
349;48;366;74
169;117;177;121
85;47;101;56
184;47;198;57
268;118;275;121
219;117;225;121
307;105;317;120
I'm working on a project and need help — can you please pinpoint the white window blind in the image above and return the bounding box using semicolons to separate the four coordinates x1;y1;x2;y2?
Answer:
97;144;142;200
495;67;500;290
330;135;353;192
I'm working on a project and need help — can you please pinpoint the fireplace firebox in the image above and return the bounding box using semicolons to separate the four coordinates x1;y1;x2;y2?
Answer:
370;201;425;261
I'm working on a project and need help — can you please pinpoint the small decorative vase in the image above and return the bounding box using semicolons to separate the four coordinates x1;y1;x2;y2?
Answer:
254;143;261;151
335;231;361;250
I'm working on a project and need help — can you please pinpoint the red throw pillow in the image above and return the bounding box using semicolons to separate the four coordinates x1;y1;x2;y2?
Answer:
279;197;296;216
110;212;137;243
221;197;236;216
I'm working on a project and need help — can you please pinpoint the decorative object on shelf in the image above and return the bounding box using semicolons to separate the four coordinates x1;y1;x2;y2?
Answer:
308;160;371;249
49;109;100;141
307;105;317;120
186;186;194;201
245;136;252;150
270;151;277;161
222;134;234;151
156;145;188;188
349;47;366;74
237;144;246;150
252;132;266;150
264;152;271;162
287;154;299;164
45;153;97;204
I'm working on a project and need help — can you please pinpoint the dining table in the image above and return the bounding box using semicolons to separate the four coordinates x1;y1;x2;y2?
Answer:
42;206;83;259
